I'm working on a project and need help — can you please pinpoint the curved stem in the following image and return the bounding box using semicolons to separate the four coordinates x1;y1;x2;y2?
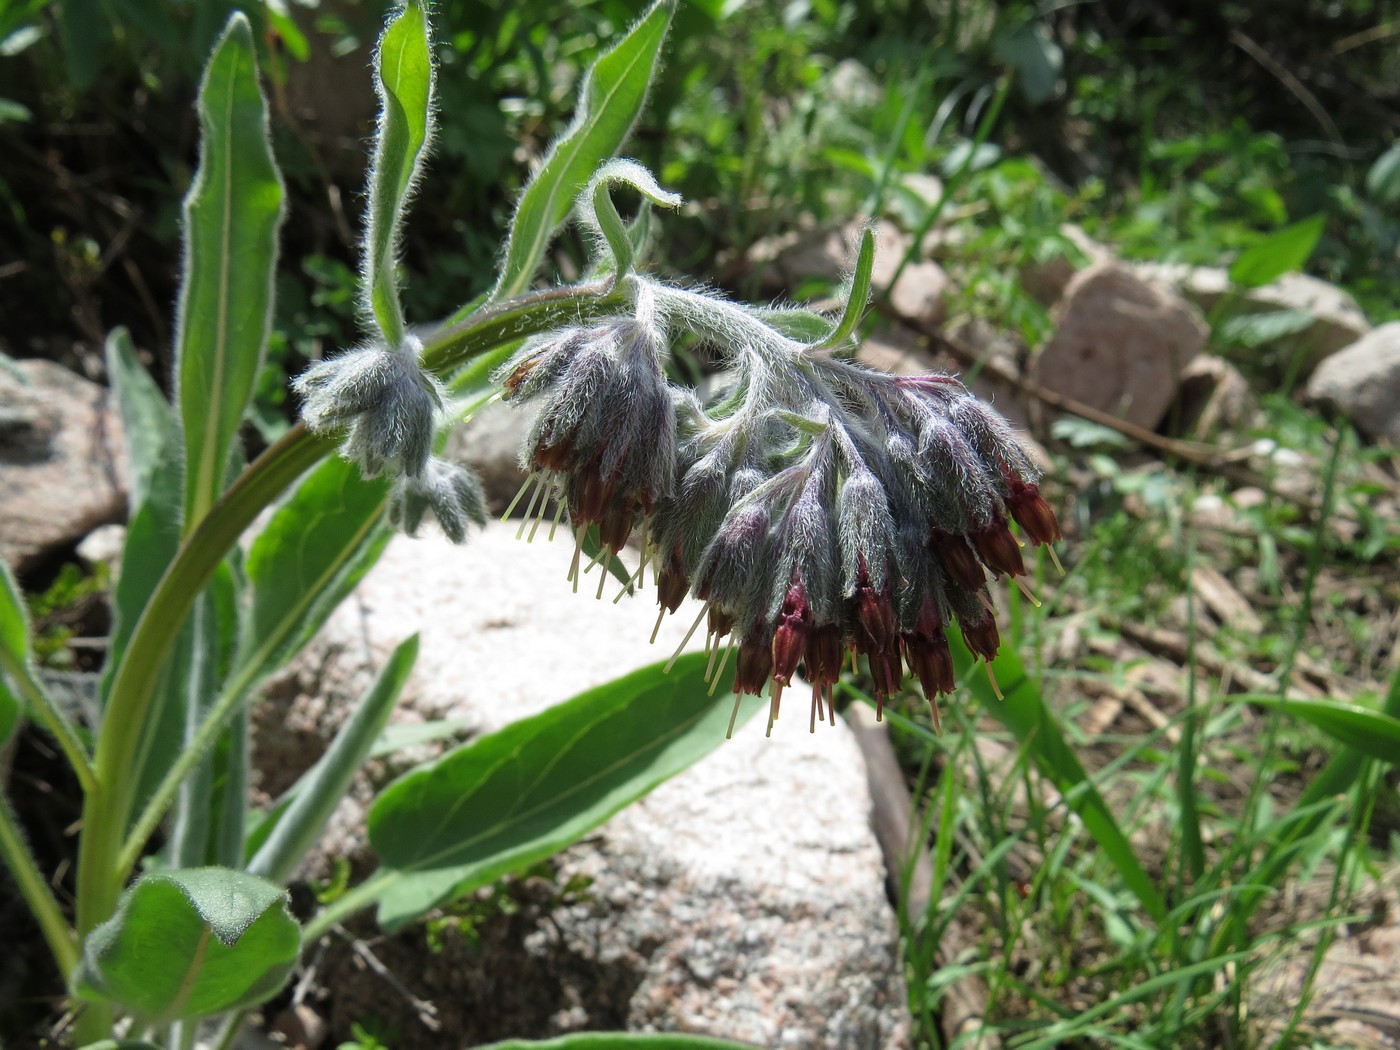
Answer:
71;282;623;1046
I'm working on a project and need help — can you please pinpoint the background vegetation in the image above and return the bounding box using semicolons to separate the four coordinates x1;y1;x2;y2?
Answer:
2;0;1398;1047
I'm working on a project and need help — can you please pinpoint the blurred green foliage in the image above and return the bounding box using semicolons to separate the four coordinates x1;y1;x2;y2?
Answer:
1;0;1394;397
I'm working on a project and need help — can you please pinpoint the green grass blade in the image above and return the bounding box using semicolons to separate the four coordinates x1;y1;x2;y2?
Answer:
362;0;433;348
952;634;1166;921
248;636;418;884
492;1;673;300
478;1037;762;1050
174;12;285;532
365;651;759;930
1232;694;1400;765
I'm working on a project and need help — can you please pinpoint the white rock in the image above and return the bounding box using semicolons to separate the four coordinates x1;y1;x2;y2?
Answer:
1306;322;1400;445
256;523;910;1050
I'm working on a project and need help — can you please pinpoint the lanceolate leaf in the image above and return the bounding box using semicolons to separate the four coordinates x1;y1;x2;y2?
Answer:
105;328;178;511
1237;695;1400;765
248;635;418;883
175;12;286;531
238;455;392;686
493;1;673;300
75;868;299;1022
362;0;434;347
0;564;31;747
1228;214;1325;290
365;651;759;930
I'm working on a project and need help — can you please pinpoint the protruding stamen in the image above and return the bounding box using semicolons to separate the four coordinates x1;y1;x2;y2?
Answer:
615;560;648;605
665;602;710;673
568;526;584;592
548;498;566;541
928;697;943;734
984;662;1004;701
517;478;543;540
595;559;609;600
810;687;822;734
726;691;744;739
1047;544;1065;575
705;632;721;680
1013;575;1042;608
502;474;536;523
528;485;553;542
708;639;736;697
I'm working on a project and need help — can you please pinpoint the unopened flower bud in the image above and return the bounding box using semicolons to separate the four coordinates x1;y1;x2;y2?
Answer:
387;457;487;544
970;514;1026;578
295;338;442;478
771;580;812;684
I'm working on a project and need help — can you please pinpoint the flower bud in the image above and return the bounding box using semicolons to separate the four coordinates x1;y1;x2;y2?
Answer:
387;457;487;544
295;338;442;479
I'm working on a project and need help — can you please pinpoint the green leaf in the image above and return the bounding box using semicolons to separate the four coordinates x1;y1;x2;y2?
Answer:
950;634;1167;922
478;1036;763;1050
75;868;300;1022
1366;142;1400;205
57;0;108;90
1228;214;1325;289
238;456;391;686
105;328;178;517
365;651;759;930
0;563;31;747
248;636;418;883
1235;695;1400;765
493;1;673;300
1214;309;1314;350
814;224;875;350
175;12;286;530
362;0;434;348
165;566;242;867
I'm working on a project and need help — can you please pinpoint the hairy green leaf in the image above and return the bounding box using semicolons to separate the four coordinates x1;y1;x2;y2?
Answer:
75;868;300;1022
249;635;418;883
175;12;285;530
493;1;673;299
0;563;30;746
1228;214;1325;289
105;329;178;512
366;651;758;930
238;455;391;686
363;0;434;347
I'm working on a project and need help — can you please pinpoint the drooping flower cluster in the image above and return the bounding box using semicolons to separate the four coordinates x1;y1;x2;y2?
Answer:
497;278;1061;735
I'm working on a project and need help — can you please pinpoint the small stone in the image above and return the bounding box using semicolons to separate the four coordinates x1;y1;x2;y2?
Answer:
1306;322;1400;445
1170;355;1258;439
76;523;127;567
1032;261;1208;430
